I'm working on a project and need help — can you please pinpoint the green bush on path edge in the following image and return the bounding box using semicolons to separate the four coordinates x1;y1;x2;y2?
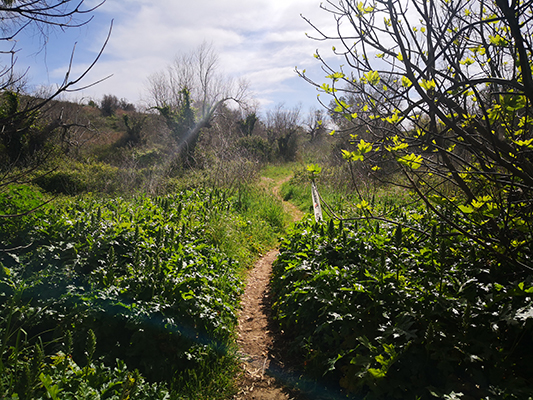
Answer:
0;184;285;399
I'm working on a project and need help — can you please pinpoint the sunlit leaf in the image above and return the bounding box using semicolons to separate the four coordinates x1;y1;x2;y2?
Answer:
397;153;423;169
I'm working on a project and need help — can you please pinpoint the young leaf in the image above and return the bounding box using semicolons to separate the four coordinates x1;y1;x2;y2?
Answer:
397;153;423;169
363;70;380;85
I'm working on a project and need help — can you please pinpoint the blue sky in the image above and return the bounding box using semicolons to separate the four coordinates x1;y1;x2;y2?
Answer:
5;0;341;114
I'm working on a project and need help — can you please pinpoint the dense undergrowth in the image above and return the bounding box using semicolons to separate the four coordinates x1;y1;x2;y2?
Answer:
271;204;533;399
0;181;285;399
279;165;414;216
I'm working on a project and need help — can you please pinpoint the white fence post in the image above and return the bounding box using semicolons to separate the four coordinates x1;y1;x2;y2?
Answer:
311;182;323;222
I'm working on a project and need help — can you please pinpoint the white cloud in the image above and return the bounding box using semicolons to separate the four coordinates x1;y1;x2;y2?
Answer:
36;0;343;111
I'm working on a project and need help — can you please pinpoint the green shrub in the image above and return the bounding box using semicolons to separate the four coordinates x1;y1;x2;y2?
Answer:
235;135;272;162
272;209;533;399
33;161;147;195
0;181;290;399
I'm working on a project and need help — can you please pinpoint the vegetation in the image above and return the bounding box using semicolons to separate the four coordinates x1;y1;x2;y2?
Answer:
272;206;533;399
2;0;533;398
0;183;285;399
299;0;533;271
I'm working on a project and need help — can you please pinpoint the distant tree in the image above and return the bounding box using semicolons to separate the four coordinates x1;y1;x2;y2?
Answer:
0;91;52;165
100;94;119;117
0;0;108;92
119;98;135;112
266;104;302;162
152;88;197;164
146;42;249;166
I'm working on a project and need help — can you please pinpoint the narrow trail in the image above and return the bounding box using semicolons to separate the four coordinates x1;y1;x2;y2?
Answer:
234;175;305;400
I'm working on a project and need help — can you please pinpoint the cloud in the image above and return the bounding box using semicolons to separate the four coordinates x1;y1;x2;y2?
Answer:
41;0;341;111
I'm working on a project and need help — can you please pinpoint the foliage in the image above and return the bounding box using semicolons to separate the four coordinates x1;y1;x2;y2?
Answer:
237;112;258;137
155;89;196;145
265;104;302;162
0;91;60;167
299;0;533;271
260;163;301;181
33;162;127;195
0;184;50;243
235;135;272;163
100;94;120;117
0;182;286;399
272;207;533;399
279;165;371;215
154;88;198;166
100;95;136;118
122;114;147;146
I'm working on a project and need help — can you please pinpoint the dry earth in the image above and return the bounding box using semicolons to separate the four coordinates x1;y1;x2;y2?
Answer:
234;176;306;399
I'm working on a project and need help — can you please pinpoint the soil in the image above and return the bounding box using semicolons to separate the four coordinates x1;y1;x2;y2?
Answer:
234;176;306;399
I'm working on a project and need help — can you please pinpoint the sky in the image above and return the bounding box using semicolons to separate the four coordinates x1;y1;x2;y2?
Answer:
5;0;344;115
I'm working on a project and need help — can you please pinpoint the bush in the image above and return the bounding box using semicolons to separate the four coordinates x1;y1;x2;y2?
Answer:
272;209;533;399
235;135;272;163
100;94;119;117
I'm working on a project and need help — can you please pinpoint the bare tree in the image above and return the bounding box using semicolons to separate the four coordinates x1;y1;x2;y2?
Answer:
0;0;110;215
1;0;106;89
146;42;249;166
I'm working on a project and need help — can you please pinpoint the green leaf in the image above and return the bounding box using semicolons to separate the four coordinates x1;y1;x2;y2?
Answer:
320;83;337;93
513;139;533;148
420;79;436;92
357;139;373;154
489;34;508;46
40;373;62;400
342;149;364;162
334;99;350;112
306;164;322;176
397;153;423;169
385;135;408;151
458;205;474;214
326;72;345;81
363;70;380;85
401;76;412;87
356;200;370;210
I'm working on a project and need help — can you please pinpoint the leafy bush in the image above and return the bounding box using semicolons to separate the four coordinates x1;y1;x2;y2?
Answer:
271;208;533;399
235;135;272;162
0;185;284;398
100;94;120;117
33;161;148;195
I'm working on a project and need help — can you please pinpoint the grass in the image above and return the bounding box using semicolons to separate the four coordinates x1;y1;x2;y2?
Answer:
260;162;303;181
278;165;419;220
280;179;312;213
206;186;285;268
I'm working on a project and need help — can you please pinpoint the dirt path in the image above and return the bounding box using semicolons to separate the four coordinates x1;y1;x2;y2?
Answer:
234;176;305;399
261;175;304;223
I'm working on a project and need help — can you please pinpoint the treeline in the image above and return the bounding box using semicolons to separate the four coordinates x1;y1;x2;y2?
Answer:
1;85;345;197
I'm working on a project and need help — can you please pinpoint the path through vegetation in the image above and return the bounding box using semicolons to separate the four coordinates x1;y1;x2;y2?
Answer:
234;176;305;399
